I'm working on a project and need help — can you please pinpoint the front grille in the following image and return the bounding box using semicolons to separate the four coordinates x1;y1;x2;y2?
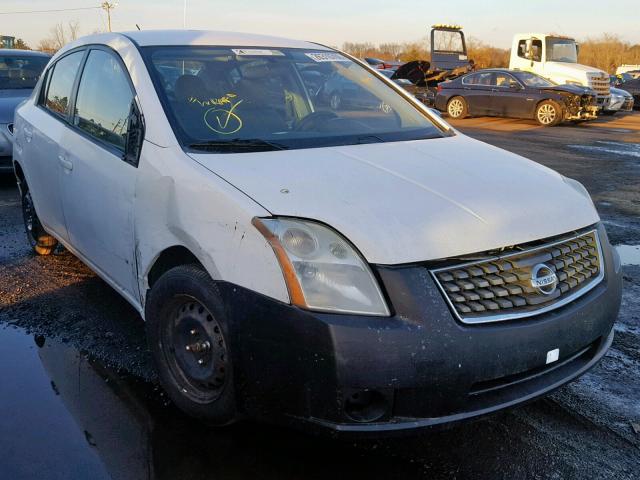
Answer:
588;75;610;97
431;230;604;324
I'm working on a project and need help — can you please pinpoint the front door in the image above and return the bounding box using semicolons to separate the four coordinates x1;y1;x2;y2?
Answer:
59;48;139;300
489;73;530;118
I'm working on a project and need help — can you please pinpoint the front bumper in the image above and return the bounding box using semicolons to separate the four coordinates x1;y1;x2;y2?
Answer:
220;224;622;437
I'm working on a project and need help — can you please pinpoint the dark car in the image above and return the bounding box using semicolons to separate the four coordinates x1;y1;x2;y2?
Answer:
317;71;384;111
617;78;640;110
0;49;50;172
435;69;598;126
379;69;435;106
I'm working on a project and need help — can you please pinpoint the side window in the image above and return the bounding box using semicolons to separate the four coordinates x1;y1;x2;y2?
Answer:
73;49;134;151
517;40;542;62
43;51;84;118
493;74;517;87
464;72;492;86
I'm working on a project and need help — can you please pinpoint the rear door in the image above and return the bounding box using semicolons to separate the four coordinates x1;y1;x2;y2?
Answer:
461;72;494;115
22;50;85;241
489;73;530;118
58;47;140;300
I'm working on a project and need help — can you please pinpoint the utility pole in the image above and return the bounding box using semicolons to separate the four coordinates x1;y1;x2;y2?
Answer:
100;2;117;32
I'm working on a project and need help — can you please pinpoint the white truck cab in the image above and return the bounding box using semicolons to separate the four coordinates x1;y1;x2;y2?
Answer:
509;33;610;108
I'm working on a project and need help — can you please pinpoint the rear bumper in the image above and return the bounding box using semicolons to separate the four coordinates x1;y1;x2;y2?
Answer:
220;224;622;437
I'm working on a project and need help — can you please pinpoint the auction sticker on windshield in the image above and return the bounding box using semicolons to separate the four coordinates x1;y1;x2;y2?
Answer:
231;49;284;56
305;52;351;62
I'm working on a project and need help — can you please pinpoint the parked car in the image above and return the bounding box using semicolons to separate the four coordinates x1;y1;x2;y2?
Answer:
13;31;621;436
602;86;634;115
379;69;434;105
317;71;387;111
616;77;640;110
0;49;50;172
436;69;598;126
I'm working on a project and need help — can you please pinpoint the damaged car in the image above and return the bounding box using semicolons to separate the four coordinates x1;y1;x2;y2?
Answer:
436;69;598;126
13;31;621;436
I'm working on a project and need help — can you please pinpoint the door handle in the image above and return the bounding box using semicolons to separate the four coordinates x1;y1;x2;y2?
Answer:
58;155;73;171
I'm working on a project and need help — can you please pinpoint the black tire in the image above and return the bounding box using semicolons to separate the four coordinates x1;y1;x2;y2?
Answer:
446;96;468;119
21;187;57;255
535;100;562;126
145;264;237;425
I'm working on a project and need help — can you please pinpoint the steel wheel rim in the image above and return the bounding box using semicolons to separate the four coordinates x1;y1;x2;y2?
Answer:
448;99;464;117
161;296;229;403
537;104;556;124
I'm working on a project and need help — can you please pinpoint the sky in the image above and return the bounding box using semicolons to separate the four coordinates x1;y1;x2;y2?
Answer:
3;0;640;49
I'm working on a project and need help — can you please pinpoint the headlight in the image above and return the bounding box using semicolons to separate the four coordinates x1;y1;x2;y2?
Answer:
253;217;390;316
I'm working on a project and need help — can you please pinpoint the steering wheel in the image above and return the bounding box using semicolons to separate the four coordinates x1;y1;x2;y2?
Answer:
294;111;339;132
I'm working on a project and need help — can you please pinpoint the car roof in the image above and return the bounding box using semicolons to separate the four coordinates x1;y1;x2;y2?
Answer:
68;30;331;50
0;49;50;57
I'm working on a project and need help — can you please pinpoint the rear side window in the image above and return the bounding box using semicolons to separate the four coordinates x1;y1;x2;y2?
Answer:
73;49;133;151
463;72;492;86
43;51;84;118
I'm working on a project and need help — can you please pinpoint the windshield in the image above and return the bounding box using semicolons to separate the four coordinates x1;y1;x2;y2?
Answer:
0;54;49;90
513;71;555;87
545;38;578;63
433;30;464;54
143;46;444;152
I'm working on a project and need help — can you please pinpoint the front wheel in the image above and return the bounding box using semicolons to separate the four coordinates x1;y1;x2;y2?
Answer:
447;96;468;119
535;100;562;126
21;189;57;255
145;264;237;425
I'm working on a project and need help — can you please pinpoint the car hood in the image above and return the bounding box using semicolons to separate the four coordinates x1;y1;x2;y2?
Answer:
189;135;599;264
540;84;594;96
610;86;633;98
0;89;32;123
545;62;608;80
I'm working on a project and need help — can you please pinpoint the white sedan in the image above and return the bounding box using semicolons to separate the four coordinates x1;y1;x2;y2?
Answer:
12;30;622;436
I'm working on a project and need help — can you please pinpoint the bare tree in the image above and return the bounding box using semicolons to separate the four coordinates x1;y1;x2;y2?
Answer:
37;21;81;53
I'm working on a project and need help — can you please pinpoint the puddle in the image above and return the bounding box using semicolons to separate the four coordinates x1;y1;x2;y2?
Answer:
567;140;640;158
0;325;423;480
617;244;640;266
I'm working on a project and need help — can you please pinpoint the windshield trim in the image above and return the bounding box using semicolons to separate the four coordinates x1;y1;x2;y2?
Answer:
139;44;452;154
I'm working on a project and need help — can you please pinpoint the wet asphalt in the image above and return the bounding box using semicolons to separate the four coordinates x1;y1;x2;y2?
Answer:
0;113;639;479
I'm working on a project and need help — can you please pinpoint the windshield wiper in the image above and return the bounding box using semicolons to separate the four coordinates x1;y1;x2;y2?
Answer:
188;138;289;153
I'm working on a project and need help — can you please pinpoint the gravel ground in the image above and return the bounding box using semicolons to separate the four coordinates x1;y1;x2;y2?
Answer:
0;113;638;479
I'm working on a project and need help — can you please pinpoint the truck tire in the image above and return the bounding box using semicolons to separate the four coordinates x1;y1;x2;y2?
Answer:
535;100;562;126
21;187;58;256
447;96;468;119
145;264;237;425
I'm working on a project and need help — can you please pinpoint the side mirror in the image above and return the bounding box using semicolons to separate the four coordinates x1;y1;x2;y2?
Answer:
124;99;145;167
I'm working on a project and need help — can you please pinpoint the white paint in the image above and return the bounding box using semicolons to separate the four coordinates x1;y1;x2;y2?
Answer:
546;348;560;365
617;245;640;266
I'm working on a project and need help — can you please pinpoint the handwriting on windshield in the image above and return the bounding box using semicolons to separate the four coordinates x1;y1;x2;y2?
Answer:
204;99;244;135
188;93;238;107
